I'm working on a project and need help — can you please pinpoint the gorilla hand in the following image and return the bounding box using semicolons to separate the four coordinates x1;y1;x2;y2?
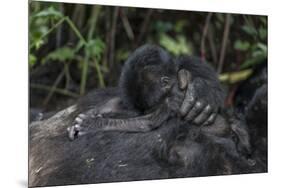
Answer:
177;68;225;126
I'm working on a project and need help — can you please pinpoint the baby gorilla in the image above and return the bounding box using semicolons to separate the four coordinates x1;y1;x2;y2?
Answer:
67;44;224;140
68;45;189;140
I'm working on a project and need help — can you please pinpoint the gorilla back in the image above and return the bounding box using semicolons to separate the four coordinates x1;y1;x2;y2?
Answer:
29;102;264;187
29;45;266;187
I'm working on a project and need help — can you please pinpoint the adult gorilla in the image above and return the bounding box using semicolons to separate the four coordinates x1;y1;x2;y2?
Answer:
29;45;263;187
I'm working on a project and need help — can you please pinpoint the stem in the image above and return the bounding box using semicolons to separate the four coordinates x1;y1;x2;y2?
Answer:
200;12;213;60
87;6;101;40
109;7;119;69
30;17;66;49
64;63;71;89
207;25;218;64
120;8;134;41
93;59;105;87
217;14;231;74
43;69;65;106
31;84;79;98
135;9;153;47
65;17;87;45
89;6;105;88
80;6;103;95
56;4;64;48
30;16;87;49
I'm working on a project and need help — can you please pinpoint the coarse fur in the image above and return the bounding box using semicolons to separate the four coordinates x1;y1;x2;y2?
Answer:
67;45;184;139
29;45;266;187
67;45;223;139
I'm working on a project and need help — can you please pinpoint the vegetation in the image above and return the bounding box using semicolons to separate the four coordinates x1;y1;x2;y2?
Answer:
29;1;267;110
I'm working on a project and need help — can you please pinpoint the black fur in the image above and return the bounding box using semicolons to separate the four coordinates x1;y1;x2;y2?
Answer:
67;45;180;139
68;45;224;139
29;45;266;187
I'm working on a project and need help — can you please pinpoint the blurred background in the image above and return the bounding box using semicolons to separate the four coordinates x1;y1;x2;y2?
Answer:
29;1;267;113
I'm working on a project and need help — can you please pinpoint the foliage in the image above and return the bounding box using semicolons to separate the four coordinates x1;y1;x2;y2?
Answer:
29;1;267;109
234;17;267;69
43;47;76;63
29;3;106;98
159;33;193;56
85;38;105;63
34;6;63;19
29;6;63;50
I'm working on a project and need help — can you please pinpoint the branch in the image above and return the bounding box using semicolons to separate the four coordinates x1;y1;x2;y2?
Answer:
135;9;153;47
200;12;213;60
120;8;134;41
31;84;79;98
80;6;102;94
217;14;231;74
207;25;218;64
43;69;65;105
109;7;119;68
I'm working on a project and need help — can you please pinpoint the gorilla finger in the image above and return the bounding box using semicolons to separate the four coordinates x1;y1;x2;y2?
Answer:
184;101;205;121
180;83;196;116
203;113;217;126
78;113;87;119
68;126;76;141
77;131;87;137
178;69;192;90
180;96;195;117
75;117;83;124
74;124;82;131
193;104;212;125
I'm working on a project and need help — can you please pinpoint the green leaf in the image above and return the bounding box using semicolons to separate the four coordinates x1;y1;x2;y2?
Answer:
240;53;266;69
43;47;76;63
258;27;267;40
219;69;253;84
33;37;44;50
75;40;86;52
257;43;267;53
234;40;250;51
242;25;258;36
29;54;37;67
85;38;105;61
159;34;192;56
34;7;63;19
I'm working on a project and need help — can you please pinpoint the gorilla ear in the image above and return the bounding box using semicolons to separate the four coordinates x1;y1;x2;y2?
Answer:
178;69;192;90
160;76;170;87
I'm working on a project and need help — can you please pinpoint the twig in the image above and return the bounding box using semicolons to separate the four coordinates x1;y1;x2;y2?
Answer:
64;63;71;89
43;69;65;106
225;85;238;107
70;4;85;42
120;8;134;41
200;12;213;60
87;6;101;40
65;17;87;45
135;9;153;47
56;4;64;48
30;16;87;49
217;14;231;74
80;6;102;95
30;17;66;49
102;7;111;69
207;25;218;64
31;84;79;98
89;6;105;88
109;7;119;69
